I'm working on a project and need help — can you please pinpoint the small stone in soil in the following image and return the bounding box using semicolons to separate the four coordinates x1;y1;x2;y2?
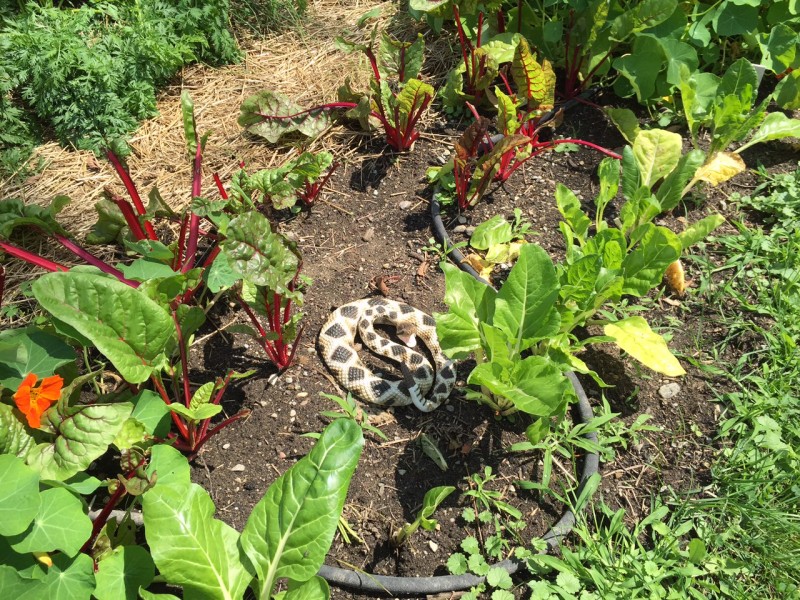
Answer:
465;226;475;235
383;263;390;269
284;377;293;384
428;541;439;552
457;215;467;224
453;224;467;233
362;227;375;242
398;200;412;210
659;382;681;399
289;409;297;417
296;392;308;398
222;443;231;450
270;413;278;419
230;464;245;472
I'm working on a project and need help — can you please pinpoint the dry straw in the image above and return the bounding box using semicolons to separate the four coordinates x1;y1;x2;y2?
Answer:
0;0;411;236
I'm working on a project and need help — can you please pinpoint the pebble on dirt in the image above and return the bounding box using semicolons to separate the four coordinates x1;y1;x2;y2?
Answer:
659;382;681;399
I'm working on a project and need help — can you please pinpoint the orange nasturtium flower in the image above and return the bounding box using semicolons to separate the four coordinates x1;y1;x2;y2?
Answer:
13;373;64;428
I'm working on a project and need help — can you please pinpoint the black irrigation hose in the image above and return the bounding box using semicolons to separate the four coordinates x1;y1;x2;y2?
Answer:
318;91;602;597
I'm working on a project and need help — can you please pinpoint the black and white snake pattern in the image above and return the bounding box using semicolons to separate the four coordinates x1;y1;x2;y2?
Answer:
318;298;456;412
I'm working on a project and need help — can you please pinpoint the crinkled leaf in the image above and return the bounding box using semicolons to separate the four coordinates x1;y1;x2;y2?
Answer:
632;129;682;188
86;199;128;244
0;454;40;536
379;32;424;81
181;92;200;156
0;326;75;389
7;488;91;556
605;316;686;376
621;224;681;295
394;78;434;129
26;402;133;481
511;38;553;110
94;546;155;600
238;91;331;143
142;482;252;599
205;251;240;293
494;88;520;135
32;272;172;384
221;212;299;291
610;0;678;40
240;420;363;594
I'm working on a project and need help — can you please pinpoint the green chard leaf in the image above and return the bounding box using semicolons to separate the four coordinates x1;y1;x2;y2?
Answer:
240;419;363;596
31;272;173;384
621;224;681;296
494;244;561;351
142;481;252;600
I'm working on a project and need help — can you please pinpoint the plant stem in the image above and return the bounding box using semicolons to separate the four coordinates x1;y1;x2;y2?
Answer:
0;240;69;272
105;149;158;240
53;235;140;286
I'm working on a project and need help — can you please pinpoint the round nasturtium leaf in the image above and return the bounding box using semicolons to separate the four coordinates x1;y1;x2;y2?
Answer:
0;454;41;537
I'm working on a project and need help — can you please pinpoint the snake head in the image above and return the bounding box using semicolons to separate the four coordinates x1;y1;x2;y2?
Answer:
395;322;418;347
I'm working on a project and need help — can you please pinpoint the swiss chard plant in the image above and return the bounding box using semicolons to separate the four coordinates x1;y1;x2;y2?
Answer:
238;28;434;151
219;211;309;371
435;147;724;426
230;151;336;211
27;268;250;459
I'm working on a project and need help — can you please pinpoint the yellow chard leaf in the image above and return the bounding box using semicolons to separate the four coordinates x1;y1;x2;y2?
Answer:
604;317;686;377
691;152;746;187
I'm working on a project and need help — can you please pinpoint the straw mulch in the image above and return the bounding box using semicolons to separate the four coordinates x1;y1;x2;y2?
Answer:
0;0;415;236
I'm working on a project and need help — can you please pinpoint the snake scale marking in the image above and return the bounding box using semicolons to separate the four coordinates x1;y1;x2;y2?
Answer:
319;297;456;412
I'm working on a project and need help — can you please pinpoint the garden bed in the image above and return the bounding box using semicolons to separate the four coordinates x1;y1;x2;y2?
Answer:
2;1;800;598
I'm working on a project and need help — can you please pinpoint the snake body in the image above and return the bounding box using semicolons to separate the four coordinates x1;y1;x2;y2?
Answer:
318;298;456;412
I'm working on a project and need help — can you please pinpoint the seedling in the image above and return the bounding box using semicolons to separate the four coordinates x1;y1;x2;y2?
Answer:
391;485;455;547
